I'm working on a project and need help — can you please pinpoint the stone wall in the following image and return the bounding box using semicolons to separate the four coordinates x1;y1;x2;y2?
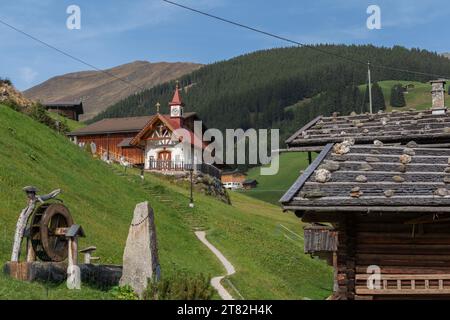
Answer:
154;171;231;205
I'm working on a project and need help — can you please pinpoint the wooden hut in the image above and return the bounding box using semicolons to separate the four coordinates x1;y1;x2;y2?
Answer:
44;101;84;121
281;143;450;300
242;179;258;190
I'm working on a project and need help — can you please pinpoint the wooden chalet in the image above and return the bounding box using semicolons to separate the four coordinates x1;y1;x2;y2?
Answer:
67;85;221;178
67;115;154;165
285;80;449;152
221;169;247;189
44;101;84;121
281;143;450;300
281;79;450;300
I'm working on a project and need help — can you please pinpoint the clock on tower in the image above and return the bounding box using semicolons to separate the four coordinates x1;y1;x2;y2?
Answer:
171;105;182;117
169;82;185;120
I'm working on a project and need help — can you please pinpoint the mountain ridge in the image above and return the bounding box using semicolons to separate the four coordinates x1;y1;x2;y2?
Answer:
24;60;203;120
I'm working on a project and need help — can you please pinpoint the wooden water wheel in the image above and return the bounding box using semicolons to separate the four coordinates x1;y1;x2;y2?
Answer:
30;203;74;262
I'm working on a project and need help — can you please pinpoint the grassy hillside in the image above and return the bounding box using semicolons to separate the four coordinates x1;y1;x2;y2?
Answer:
243;152;315;206
359;80;450;111
48;112;86;131
0;105;331;300
0;104;223;299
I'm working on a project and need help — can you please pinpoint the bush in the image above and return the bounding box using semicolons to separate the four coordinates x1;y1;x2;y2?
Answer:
0;78;12;86
145;273;214;300
26;104;56;129
110;285;139;300
2;99;21;112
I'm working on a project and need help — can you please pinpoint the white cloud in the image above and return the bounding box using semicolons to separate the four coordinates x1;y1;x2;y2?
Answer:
19;67;38;84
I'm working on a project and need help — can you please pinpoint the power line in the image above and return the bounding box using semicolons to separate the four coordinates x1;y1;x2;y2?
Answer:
0;18;146;92
163;0;450;80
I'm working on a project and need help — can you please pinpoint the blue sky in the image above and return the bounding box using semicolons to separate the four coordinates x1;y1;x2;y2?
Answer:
1;0;450;90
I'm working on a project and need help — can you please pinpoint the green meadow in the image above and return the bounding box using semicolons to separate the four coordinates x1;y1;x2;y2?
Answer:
0;105;331;300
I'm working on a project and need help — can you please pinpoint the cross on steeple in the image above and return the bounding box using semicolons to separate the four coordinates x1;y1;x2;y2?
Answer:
155;102;161;114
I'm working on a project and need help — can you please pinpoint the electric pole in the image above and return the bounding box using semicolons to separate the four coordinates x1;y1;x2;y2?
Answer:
368;62;373;114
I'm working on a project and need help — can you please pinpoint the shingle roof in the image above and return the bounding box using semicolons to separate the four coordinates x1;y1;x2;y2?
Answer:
44;101;84;114
281;142;450;212
67;116;154;136
285;109;450;150
67;112;197;136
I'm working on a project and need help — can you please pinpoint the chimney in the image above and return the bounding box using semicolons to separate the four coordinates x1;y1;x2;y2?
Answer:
430;79;447;115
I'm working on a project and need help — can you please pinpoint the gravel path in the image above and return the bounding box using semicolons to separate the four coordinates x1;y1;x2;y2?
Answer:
195;231;236;300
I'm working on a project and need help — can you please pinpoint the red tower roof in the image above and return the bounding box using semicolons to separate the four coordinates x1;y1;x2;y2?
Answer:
169;83;184;106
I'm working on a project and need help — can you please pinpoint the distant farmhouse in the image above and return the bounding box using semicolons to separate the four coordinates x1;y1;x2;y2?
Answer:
221;169;247;190
281;79;450;300
68;85;219;178
44;100;84;121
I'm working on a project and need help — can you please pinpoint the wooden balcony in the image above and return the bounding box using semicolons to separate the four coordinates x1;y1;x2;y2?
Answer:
356;274;450;295
148;160;222;179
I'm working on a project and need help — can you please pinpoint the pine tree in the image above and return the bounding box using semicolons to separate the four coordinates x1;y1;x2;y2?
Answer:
390;84;406;108
371;82;386;113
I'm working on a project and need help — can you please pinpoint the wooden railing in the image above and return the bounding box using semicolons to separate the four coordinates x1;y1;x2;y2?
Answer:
148;160;186;172
356;274;450;295
148;161;222;179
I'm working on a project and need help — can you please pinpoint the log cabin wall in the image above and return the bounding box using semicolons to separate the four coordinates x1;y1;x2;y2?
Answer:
334;212;450;300
77;133;144;164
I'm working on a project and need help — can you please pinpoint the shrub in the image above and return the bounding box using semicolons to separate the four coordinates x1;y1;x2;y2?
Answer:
25;103;59;131
2;99;21;112
0;78;12;86
145;273;214;300
110;285;139;300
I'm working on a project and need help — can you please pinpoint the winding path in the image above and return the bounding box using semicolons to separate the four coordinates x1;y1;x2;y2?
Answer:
195;231;236;300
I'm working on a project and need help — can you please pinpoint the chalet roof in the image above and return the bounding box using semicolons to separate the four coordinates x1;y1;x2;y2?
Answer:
285;109;450;151
130;113;206;149
44;100;84;114
67;112;196;136
281;142;450;213
222;169;246;176
67;116;154;136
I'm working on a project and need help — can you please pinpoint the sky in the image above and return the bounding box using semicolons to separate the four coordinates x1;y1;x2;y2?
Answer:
1;0;450;90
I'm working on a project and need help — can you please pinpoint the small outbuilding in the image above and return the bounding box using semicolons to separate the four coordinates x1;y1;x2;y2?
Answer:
44;101;84;121
242;179;258;190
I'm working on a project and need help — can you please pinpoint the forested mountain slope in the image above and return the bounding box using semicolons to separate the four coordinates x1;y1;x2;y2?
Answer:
91;45;450;142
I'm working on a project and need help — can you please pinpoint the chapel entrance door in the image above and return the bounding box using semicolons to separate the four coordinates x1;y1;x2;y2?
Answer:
158;150;172;170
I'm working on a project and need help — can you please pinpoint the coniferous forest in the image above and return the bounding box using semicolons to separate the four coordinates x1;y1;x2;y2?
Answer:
90;45;450;143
